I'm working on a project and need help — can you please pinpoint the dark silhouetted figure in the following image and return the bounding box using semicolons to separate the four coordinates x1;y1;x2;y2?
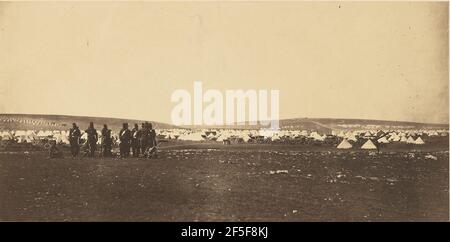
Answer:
147;122;157;148
119;123;131;158
144;122;158;158
85;122;98;157
69;123;81;157
375;139;383;153
48;140;63;158
101;124;112;157
131;123;140;157
139;122;148;156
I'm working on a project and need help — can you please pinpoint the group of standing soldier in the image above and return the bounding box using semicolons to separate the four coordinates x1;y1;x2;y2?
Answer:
67;121;157;158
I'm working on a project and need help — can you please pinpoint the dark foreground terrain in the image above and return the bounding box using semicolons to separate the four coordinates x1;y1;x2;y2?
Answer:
0;143;448;221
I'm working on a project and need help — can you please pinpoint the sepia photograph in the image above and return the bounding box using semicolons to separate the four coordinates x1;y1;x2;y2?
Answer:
0;0;448;226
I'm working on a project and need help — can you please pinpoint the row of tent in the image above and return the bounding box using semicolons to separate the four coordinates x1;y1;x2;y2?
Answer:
0;130;71;144
1;128;308;144
0;130;113;145
336;136;425;150
161;129;336;142
158;128;438;146
0;128;444;146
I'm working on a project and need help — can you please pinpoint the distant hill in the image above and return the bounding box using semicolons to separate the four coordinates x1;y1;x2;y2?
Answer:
0;114;178;131
1;114;447;133
185;118;449;133
281;118;448;132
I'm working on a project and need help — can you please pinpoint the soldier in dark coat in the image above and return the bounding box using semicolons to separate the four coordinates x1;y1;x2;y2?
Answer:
144;122;158;158
131;123;140;157
85;122;98;157
119;123;131;158
147;122;157;148
139;123;148;155
101;124;112;157
68;123;81;157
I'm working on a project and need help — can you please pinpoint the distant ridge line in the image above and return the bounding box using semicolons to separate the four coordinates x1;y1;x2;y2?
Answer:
0;113;448;131
0;113;179;131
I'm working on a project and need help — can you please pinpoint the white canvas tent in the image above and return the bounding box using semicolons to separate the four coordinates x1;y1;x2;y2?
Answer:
271;134;281;141
96;131;102;144
388;134;400;142
414;137;425;145
43;130;53;137
241;134;252;142
178;132;205;141
81;132;88;140
309;132;325;141
14;130;27;136
61;135;70;144
428;131;439;136
377;136;389;144
346;133;358;142
167;134;177;139
361;139;377;149
337;139;352;149
216;134;230;142
17;134;36;143
55;133;70;144
207;133;217;139
1;131;13;140
406;136;415;144
36;130;46;138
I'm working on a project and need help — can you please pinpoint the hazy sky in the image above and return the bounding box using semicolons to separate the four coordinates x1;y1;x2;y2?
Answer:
0;2;448;124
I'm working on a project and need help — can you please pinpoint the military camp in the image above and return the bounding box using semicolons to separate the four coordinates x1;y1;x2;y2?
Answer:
0;114;448;222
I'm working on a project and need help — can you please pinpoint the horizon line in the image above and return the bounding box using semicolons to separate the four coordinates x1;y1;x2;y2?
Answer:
0;112;448;126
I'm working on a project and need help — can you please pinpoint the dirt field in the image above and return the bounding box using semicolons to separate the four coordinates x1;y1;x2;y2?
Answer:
0;141;448;221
